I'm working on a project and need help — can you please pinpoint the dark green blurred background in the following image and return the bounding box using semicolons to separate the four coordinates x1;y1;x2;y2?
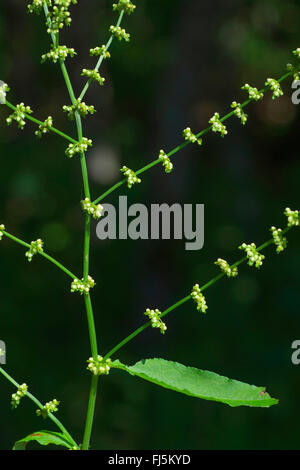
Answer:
0;0;299;450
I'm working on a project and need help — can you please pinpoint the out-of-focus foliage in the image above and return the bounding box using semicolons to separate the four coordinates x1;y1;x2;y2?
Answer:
0;0;299;449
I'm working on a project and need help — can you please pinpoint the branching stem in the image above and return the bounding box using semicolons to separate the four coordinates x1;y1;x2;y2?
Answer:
103;227;292;360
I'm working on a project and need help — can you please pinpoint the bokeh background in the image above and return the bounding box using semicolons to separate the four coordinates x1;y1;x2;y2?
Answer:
0;0;299;450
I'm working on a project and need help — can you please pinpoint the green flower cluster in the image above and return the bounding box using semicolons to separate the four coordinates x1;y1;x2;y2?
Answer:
242;83;264;101
0;82;9;104
286;63;300;82
231;101;248;125
215;258;238;277
284;207;299;227
35;116;53;138
159;150;173;173
11;384;28;409
293;48;300;59
120;166;141;188
25;239;44;262
63;99;96;120
265;78;283;100
209;112;228;137
28;0;78;34
90;46;111;59
270;227;287;254
144;308;167;334
191;284;208;314
109;26;130;42
183;127;203;145
239;243;265;268
36;399;60;418
0;224;5;241
28;0;50;14
81;198;103;220
71;276;96;295
41;45;76;63
81;69;105;86
6;103;33;130
113;0;136;15
65;138;93;158
87;356;112;375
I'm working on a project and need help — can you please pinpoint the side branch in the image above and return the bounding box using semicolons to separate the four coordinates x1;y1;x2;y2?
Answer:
93;69;296;205
0;366;78;447
1;230;77;280
5;100;78;144
79;10;125;101
103;226;293;360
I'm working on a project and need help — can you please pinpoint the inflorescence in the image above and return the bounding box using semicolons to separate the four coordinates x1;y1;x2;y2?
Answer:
87;356;112;375
191;284;208;314
265;78;283;100
0;82;9;104
71;276;95;295
215;258;238;277
25;239;44;262
0;224;5;241
231;101;248;125
90;46;111;59
183;127;202;145
35;116;53;137
120;166;141;188
28;1;78;35
284;207;299;227
11;384;28;409
144;308;167;334
293;48;300;59
159;150;173;173
36;399;60;418
242;83;264;101
270;227;287;254
81;69;105;86
63;99;96;120
109;26;130;42
113;0;136;15
41;45;76;63
65;138;93;157
81;198;103;220
209;113;228;137
6;103;33;130
239;243;265;268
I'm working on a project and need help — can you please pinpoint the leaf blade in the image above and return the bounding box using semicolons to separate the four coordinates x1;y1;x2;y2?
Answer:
13;430;74;450
115;358;278;408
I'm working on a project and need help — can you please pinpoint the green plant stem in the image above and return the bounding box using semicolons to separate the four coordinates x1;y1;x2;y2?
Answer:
5;100;77;144
2;230;77;280
81;375;99;451
103;227;292;360
43;11;100;449
0;366;78;447
93;70;294;205
79;11;124;101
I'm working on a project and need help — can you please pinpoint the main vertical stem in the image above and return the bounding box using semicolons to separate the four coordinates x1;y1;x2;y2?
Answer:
58;46;99;451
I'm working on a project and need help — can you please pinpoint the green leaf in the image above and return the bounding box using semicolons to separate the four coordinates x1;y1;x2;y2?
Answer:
13;430;74;450
115;358;278;408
